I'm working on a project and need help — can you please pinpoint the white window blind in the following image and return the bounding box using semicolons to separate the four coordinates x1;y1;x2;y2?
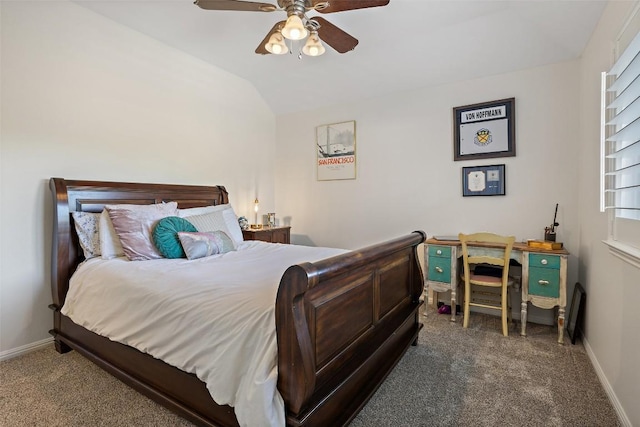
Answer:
601;21;640;265
603;30;640;222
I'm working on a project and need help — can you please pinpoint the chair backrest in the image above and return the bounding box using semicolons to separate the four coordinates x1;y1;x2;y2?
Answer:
458;232;516;284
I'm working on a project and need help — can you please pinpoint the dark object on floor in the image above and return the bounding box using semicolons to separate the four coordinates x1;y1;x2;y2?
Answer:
437;302;461;315
438;304;451;314
567;282;586;345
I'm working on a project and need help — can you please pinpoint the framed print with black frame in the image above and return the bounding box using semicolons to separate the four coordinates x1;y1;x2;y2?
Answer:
567;282;586;345
453;98;516;161
462;164;505;197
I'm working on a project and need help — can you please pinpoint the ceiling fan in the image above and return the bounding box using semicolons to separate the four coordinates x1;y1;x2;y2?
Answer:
194;0;390;57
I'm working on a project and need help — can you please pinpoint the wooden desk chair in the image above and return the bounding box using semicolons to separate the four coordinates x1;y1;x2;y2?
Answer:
459;232;516;336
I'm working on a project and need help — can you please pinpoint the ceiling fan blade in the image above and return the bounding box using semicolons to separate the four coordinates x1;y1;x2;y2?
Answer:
195;0;277;12
315;0;389;13
255;20;286;54
314;17;358;53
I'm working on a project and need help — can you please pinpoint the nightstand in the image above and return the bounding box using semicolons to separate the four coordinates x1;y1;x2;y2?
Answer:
242;226;291;244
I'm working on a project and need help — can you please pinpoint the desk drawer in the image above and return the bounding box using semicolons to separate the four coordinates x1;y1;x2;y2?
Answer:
428;245;451;258
428;257;451;284
529;253;561;269
529;267;560;298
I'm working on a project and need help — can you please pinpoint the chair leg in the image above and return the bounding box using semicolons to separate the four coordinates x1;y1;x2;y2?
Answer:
463;281;470;329
501;287;508;337
507;287;512;329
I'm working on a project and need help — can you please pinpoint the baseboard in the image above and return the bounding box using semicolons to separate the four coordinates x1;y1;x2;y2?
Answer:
582;337;632;427
0;337;53;362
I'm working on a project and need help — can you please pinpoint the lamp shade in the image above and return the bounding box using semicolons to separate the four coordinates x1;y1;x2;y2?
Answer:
282;14;308;40
265;32;288;55
302;32;325;56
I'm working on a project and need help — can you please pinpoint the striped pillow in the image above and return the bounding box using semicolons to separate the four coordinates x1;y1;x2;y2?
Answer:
184;208;243;246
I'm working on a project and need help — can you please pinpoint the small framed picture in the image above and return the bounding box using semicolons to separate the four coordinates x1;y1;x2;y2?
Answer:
453;98;516;161
462;164;506;196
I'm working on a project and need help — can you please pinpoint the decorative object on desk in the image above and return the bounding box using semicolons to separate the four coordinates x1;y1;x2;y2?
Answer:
453;98;516;161
544;203;559;241
238;216;249;231
462;164;505;196
267;212;276;227
527;240;563;250
250;198;262;229
566;282;586;345
317;120;356;181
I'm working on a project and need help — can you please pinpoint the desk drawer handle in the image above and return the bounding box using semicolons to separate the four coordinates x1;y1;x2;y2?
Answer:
435;267;443;273
538;280;550;285
540;259;548;265
436;250;442;255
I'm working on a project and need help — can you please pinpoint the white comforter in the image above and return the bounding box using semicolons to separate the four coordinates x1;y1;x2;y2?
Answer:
62;240;347;427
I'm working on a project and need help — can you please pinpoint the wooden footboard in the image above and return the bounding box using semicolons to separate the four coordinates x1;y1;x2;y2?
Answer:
277;231;425;426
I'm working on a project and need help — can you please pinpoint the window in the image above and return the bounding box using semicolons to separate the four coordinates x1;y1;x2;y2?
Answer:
601;10;640;267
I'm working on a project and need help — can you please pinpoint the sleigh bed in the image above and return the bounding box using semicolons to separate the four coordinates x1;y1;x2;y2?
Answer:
49;177;425;426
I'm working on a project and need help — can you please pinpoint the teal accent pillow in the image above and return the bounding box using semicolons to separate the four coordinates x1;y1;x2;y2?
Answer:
153;216;197;259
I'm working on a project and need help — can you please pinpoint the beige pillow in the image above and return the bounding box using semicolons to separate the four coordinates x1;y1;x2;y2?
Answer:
99;209;125;259
105;202;178;261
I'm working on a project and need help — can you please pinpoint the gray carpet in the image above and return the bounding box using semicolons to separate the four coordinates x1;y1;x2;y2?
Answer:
0;307;620;426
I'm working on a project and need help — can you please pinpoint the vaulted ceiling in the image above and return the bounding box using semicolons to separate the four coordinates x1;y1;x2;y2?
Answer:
77;0;607;114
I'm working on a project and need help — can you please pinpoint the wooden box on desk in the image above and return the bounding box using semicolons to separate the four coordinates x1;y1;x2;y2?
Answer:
527;240;563;250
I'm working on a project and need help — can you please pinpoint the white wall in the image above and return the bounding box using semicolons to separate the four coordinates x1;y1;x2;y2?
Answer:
275;60;581;325
0;1;276;355
578;2;639;426
276;62;580;250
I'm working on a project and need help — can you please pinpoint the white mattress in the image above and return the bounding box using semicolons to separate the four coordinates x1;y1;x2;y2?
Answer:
62;240;347;427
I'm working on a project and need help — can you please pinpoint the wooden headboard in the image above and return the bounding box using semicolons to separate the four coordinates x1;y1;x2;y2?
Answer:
49;178;229;309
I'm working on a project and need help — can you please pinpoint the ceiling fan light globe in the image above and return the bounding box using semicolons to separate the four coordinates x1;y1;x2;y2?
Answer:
265;33;288;55
282;15;308;40
302;34;325;56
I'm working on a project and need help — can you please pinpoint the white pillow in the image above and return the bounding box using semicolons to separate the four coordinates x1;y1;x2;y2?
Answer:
221;208;244;245
178;204;229;218
100;209;125;259
184;207;243;246
72;211;101;259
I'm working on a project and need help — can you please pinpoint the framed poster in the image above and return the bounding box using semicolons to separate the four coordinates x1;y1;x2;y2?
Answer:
316;120;356;181
453;98;515;161
462;164;505;196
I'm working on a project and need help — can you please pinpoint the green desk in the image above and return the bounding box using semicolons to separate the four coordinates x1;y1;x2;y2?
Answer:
424;238;569;343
